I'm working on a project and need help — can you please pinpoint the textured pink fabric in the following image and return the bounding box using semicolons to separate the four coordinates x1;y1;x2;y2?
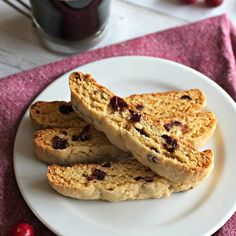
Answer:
0;14;235;235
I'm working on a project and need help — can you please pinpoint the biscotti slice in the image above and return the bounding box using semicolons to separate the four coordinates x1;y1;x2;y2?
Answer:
30;101;87;129
155;111;216;148
33;126;130;165
33;112;216;165
30;88;205;129
47;160;196;202
126;88;206;118
69;72;214;184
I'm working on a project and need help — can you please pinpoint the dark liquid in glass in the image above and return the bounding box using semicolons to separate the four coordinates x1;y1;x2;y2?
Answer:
30;0;110;42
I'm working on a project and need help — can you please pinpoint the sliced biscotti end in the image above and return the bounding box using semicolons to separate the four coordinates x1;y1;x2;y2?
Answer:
181;111;217;148
124;122;214;184
156;111;217;148
69;71;130;151
47;160;195;202
30;101;87;129
33;126;130;165
69;72;115;123
126;88;206;118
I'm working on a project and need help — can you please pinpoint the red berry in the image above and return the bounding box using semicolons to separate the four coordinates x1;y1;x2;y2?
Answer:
205;0;223;7
182;0;198;4
8;223;35;236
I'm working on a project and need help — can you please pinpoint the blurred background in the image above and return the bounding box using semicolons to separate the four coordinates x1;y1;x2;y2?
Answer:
0;0;233;77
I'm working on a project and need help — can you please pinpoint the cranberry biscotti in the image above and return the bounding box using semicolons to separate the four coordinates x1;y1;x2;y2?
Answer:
47;159;197;202
33;126;131;165
69;72;214;184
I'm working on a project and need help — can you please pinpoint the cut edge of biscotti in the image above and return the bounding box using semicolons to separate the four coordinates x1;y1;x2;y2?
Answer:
69;71;214;185
30;101;88;129
127;88;206;117
33;126;131;165
47;160;197;202
154;111;217;148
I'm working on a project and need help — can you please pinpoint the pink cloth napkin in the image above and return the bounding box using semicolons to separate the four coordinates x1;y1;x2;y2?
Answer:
0;14;235;235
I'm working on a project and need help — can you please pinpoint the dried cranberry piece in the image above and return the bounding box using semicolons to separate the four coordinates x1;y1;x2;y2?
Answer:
135;127;149;137
135;176;153;182
59;104;74;114
135;104;144;110
164;121;182;131
72;135;80;141
205;0;223;7
161;134;177;153
135;176;143;181
182;0;197;4
79;124;91;141
72;125;91;141
87;169;106;181
143;176;153;182
101;162;111;168
180;95;192;100
52;136;69;149
147;155;159;163
129;110;142;122
110;96;128;111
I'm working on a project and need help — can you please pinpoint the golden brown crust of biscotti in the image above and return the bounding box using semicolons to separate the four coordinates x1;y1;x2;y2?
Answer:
33;126;130;165
30;101;87;129
127;89;206;118
155;112;217;148
69;71;214;184
30;88;206;129
47;160;196;202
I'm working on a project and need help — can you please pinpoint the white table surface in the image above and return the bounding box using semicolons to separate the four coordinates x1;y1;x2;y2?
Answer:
0;0;186;78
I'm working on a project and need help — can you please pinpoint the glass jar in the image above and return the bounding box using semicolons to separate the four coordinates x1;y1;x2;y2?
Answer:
30;0;111;53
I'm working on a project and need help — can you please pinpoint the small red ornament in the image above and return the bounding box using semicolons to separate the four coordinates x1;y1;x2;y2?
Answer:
8;223;35;236
182;0;198;4
205;0;223;7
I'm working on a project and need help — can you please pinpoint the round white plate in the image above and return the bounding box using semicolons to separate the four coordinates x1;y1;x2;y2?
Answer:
14;56;236;236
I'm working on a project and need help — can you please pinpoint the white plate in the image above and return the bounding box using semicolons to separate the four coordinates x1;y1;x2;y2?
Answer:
14;56;236;236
